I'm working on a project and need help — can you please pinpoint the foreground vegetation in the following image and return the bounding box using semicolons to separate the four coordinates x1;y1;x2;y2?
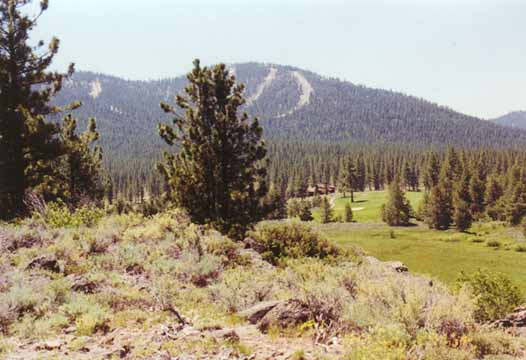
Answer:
0;210;524;359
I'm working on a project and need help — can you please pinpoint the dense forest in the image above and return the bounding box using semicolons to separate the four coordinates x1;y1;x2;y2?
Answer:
48;65;526;201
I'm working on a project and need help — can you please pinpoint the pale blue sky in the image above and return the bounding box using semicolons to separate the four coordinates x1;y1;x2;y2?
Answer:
32;0;525;119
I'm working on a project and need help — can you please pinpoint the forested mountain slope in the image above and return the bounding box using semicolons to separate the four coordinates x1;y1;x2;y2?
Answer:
53;63;526;164
493;111;526;129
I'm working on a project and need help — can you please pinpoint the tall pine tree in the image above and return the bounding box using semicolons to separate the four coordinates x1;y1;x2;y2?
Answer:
158;60;268;239
382;177;412;226
0;0;75;219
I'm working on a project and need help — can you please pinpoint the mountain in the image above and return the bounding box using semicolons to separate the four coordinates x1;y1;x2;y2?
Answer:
492;111;526;129
52;63;526;163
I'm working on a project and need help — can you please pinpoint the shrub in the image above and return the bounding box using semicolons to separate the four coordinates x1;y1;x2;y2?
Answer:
250;223;342;265
0;301;13;335
470;329;525;358
515;245;526;253
487;240;501;248
40;202;104;228
60;294;110;336
212;267;285;312
456;270;523;322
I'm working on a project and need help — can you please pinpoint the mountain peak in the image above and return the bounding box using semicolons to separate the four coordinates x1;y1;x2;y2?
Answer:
53;63;526;164
492;111;526;129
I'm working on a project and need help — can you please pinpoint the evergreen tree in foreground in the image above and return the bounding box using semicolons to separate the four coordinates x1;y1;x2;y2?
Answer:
0;0;75;220
382;178;412;226
158;60;268;239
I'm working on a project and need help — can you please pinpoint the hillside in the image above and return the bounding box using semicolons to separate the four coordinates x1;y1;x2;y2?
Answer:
2;210;526;359
52;63;526;165
492;111;526;129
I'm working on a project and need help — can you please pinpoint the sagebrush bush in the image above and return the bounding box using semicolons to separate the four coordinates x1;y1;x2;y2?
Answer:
349;262;475;335
250;223;344;265
457;270;523;322
60;293;110;335
212;267;288;312
470;329;526;358
39;202;105;228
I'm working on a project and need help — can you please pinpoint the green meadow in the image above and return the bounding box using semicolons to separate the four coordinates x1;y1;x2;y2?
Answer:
311;191;526;291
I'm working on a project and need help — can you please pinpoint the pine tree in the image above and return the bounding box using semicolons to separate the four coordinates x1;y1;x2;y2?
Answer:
287;198;301;218
344;201;353;222
469;168;486;217
426;178;453;230
0;0;75;220
453;200;472;232
298;201;314;222
320;196;334;224
382;178;412;226
485;175;504;208
417;192;430;221
442;147;462;182
506;182;526;225
158;60;268;239
356;157;366;191
55;115;104;206
265;184;286;220
339;158;358;202
452;170;473;231
423;151;441;191
485;174;504;220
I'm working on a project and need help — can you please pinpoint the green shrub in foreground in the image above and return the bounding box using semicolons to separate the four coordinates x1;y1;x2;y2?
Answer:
250;223;343;265
456;270;523;322
38;202;105;228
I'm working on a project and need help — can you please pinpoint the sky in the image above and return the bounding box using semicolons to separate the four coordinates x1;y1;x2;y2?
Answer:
30;0;526;119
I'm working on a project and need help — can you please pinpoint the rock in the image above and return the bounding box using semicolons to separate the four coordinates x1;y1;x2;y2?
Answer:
243;237;258;249
68;275;97;294
493;306;526;328
365;256;408;273
365;256;380;265
209;329;240;343
238;248;274;271
385;261;408;273
258;299;311;332
26;255;61;273
238;300;282;324
64;326;76;334
119;344;131;358
35;340;63;351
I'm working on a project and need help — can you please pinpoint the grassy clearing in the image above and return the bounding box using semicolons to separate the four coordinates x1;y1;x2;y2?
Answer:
310;191;526;292
316;222;526;291
312;191;424;222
